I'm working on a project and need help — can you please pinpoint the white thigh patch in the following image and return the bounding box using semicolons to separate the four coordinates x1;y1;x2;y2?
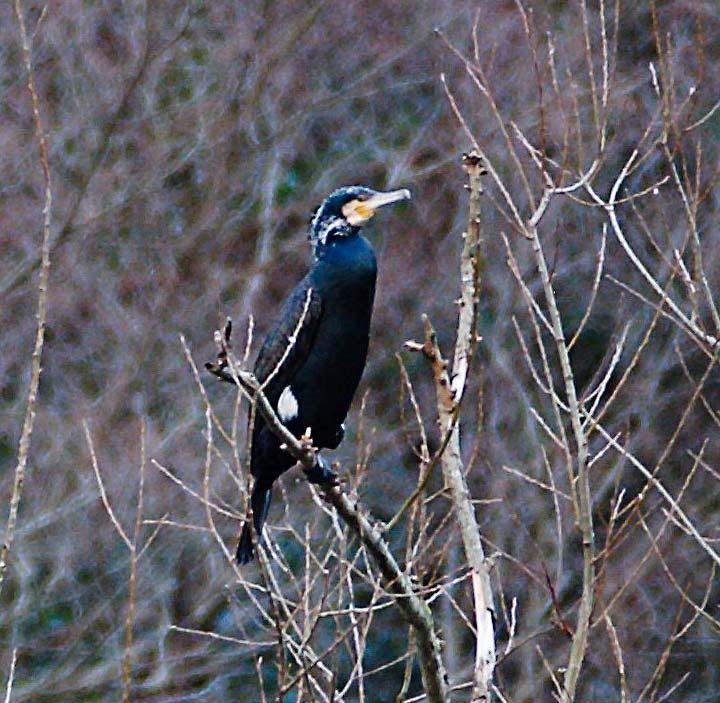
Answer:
277;385;299;422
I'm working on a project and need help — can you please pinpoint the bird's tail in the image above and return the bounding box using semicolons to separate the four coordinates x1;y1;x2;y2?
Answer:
236;484;272;564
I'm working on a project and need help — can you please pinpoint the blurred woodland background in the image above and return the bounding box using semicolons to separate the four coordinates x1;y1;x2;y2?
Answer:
2;0;720;701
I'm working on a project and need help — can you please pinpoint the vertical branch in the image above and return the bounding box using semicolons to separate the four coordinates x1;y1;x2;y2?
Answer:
451;152;484;402
3;649;17;703
421;317;495;703
418;151;495;702
238;138;283;323
526;210;593;703
85;420;161;702
0;0;54;598
122;420;146;703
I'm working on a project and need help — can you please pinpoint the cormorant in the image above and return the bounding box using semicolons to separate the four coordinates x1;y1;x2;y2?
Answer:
236;185;411;563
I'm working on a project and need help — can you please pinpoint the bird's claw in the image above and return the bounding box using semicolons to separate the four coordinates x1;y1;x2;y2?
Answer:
305;456;340;485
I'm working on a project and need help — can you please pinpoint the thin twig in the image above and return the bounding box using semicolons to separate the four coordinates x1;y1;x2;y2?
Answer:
3;649;17;703
84;422;132;549
0;0;54;599
208;340;449;703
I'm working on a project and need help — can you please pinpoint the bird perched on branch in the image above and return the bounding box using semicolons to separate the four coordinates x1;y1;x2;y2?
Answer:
236;185;411;563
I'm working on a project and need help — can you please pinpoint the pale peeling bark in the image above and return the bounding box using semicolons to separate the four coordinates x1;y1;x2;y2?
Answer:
421;152;495;702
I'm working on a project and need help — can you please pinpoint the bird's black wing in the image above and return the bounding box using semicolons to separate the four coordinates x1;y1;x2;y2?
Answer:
253;275;323;399
239;277;322;561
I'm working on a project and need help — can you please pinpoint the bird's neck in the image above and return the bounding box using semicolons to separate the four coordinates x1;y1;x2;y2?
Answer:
312;235;377;288
311;217;360;259
315;232;367;258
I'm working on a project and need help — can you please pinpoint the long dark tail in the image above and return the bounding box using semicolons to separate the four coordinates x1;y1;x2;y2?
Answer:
236;484;272;564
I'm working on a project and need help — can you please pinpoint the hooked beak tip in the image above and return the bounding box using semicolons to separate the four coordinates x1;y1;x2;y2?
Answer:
365;188;412;210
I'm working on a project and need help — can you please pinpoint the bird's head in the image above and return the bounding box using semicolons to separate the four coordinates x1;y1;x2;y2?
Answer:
309;185;411;257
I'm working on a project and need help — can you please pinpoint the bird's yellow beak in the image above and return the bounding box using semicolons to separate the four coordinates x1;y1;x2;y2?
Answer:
342;188;412;225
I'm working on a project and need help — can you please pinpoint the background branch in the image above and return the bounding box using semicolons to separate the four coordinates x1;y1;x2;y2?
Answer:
0;0;54;599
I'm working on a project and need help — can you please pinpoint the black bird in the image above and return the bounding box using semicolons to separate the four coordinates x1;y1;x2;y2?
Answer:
236;185;411;563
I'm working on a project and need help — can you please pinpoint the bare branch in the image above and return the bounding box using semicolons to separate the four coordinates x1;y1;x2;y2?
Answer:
3;649;17;703
416;151;495;702
0;0;54;599
84;422;132;550
206;338;449;703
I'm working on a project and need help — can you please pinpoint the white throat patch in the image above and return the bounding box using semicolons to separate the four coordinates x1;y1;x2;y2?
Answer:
277;385;299;422
314;216;351;249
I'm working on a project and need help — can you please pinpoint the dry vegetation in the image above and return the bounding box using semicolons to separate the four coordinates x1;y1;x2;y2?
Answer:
2;1;720;701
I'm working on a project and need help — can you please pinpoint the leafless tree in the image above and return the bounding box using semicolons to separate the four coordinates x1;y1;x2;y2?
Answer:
2;2;719;702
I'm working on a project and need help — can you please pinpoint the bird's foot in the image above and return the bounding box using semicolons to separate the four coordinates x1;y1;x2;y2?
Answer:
375;519;389;534
305;455;340;485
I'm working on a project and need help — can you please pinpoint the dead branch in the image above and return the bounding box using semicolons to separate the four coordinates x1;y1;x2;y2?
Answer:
409;151;495;703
